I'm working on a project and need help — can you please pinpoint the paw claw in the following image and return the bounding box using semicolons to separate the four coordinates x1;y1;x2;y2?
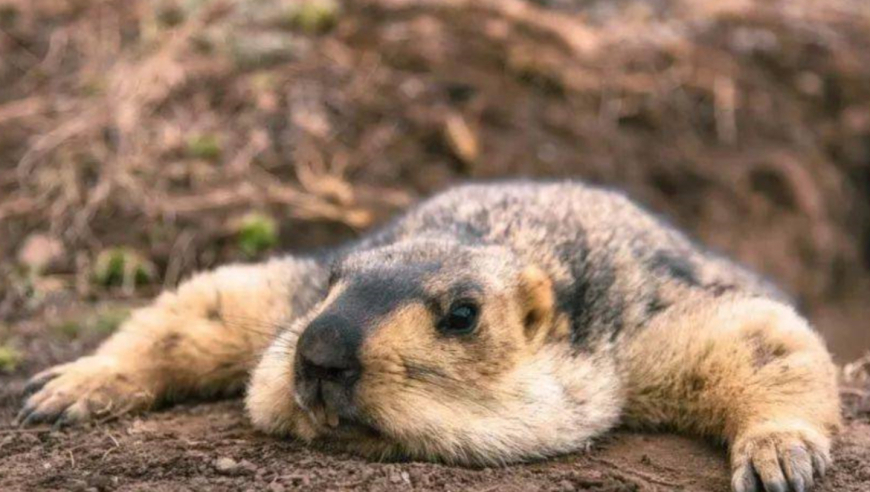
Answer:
731;464;762;492
51;408;76;430
22;370;60;398
16;356;151;428
14;402;36;427
731;425;831;492
766;481;788;492
21;409;54;427
810;449;830;478
791;477;806;492
783;445;814;492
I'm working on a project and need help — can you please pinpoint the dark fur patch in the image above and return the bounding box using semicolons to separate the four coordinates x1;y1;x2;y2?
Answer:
707;282;737;297
158;332;183;353
645;295;670;317
338;272;429;327
289;260;331;317
300;264;481;366
649;250;700;286
746;332;789;369
301;272;428;366
552;233;626;346
688;373;706;392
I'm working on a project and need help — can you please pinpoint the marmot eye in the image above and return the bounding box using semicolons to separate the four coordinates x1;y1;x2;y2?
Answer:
439;302;479;335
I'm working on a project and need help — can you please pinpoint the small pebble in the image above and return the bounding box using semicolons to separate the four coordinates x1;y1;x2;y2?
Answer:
240;459;258;472
215;457;239;474
17;233;64;272
557;479;576;491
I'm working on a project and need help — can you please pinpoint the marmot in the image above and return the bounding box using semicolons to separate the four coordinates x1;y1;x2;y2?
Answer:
18;181;840;492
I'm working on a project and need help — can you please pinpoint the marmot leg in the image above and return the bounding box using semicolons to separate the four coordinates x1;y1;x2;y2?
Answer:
619;297;840;492
17;256;325;426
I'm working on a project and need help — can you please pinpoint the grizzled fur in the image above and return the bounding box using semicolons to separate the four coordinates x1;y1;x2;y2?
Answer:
350;183;784;342
19;181;840;492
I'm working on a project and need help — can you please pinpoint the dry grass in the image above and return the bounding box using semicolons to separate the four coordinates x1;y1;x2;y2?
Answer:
1;0;404;232
0;0;414;312
1;0;869;358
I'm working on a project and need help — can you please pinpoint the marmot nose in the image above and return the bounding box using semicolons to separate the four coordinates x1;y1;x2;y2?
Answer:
297;313;362;388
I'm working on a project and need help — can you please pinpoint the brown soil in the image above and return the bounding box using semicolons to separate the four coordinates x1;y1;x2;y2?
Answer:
3;0;870;490
2;383;870;491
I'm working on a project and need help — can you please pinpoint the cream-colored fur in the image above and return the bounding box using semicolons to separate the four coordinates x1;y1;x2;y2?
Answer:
18;258;307;424
248;315;623;464
620;296;840;491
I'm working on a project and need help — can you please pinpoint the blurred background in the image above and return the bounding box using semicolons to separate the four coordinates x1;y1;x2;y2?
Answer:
1;0;869;378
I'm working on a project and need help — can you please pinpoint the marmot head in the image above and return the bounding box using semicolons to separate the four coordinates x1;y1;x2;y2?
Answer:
246;239;622;464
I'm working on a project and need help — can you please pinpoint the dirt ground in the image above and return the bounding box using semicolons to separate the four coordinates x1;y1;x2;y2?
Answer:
3;0;870;490
3;384;870;491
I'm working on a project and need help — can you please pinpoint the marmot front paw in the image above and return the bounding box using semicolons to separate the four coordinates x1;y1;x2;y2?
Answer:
16;355;155;427
730;421;832;492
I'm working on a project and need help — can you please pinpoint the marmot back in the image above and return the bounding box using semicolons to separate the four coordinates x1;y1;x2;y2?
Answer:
353;181;785;345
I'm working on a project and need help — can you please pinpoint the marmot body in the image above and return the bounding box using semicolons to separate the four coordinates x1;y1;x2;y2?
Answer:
19;181;840;492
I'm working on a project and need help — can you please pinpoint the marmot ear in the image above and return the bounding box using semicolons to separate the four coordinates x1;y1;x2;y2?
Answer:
517;265;555;345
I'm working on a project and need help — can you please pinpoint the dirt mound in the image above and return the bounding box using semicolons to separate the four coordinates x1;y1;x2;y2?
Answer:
2;0;870;357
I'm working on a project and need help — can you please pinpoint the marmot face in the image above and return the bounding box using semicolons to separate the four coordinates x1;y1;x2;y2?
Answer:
246;239;623;463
